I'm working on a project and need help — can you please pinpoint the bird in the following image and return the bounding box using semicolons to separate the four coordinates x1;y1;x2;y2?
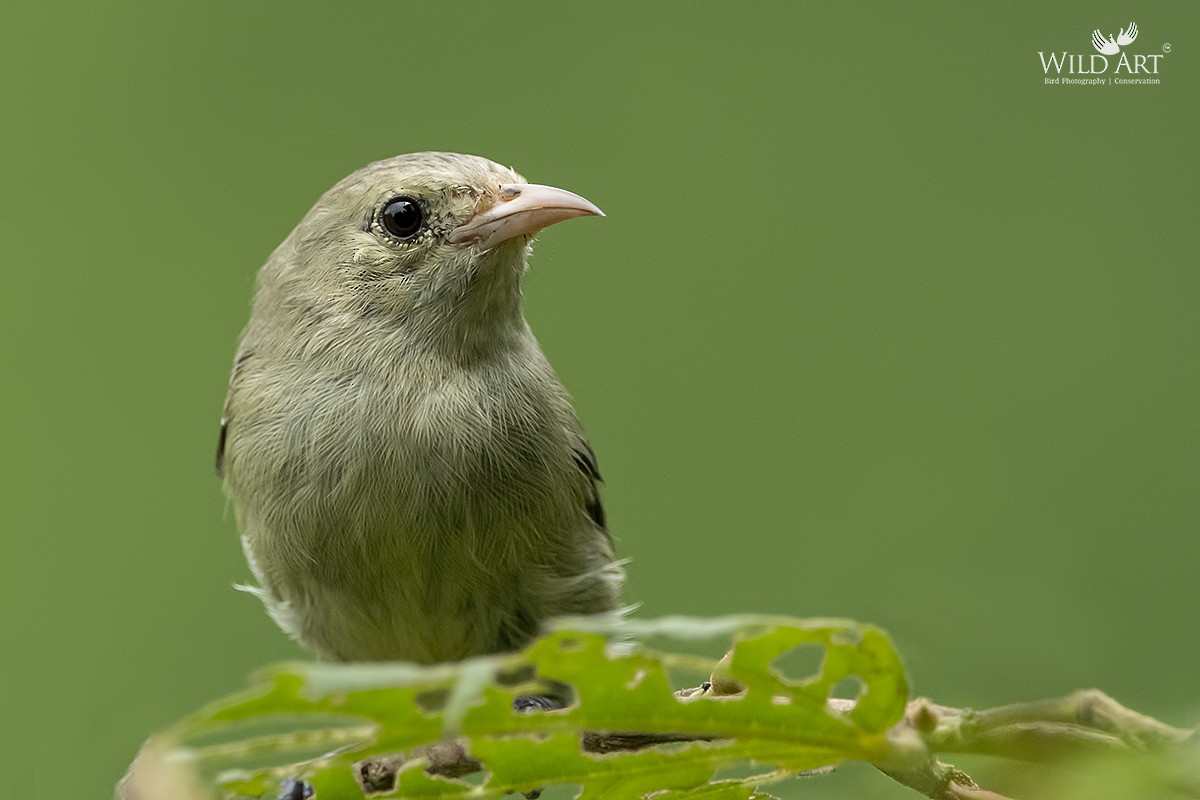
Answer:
216;152;624;664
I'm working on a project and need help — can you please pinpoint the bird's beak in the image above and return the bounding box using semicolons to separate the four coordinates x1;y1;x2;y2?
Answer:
448;183;604;249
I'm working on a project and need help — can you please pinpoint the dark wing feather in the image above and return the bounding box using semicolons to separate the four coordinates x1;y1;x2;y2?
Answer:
215;417;229;478
571;439;607;532
216;347;253;479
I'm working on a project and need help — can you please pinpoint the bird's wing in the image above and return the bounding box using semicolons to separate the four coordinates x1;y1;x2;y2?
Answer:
216;345;253;478
1117;22;1138;46
570;435;608;536
216;418;229;478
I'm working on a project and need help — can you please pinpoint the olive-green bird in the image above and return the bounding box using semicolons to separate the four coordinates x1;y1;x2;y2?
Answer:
216;152;623;663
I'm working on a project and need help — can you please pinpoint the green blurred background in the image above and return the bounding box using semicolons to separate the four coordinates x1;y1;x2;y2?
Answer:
3;3;1197;798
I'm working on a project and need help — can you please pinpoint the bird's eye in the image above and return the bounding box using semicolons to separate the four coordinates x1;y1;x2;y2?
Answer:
380;196;423;240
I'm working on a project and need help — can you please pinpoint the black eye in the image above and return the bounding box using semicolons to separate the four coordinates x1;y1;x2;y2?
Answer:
380;196;423;240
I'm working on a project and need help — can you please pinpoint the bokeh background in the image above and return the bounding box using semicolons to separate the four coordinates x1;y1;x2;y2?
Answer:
4;3;1197;798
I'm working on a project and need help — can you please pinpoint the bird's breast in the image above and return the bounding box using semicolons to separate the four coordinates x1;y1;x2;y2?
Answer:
227;347;581;586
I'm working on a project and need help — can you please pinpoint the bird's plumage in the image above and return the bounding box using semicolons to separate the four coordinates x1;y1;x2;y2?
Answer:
219;152;622;663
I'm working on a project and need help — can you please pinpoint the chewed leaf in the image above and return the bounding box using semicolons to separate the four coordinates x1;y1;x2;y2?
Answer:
134;615;909;800
654;782;783;800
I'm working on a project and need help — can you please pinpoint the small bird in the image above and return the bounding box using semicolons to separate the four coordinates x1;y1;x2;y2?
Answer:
217;152;623;664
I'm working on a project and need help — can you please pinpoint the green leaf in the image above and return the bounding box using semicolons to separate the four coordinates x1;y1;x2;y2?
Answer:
136;615;909;799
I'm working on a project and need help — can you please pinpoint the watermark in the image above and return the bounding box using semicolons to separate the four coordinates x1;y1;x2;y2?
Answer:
1038;21;1169;85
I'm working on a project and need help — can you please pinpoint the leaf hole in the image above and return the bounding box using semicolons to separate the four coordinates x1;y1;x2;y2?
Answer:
830;675;864;702
512;680;577;713
454;768;488;787
664;662;712;694
414;687;448;714
770;643;824;683
712;761;768;782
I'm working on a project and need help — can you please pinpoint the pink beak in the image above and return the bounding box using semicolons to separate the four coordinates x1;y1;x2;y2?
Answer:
448;183;604;249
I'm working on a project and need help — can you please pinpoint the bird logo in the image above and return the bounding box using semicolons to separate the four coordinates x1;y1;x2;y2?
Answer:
1092;22;1137;55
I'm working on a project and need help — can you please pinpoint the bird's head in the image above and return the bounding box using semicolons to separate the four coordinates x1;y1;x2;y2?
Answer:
265;152;603;352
